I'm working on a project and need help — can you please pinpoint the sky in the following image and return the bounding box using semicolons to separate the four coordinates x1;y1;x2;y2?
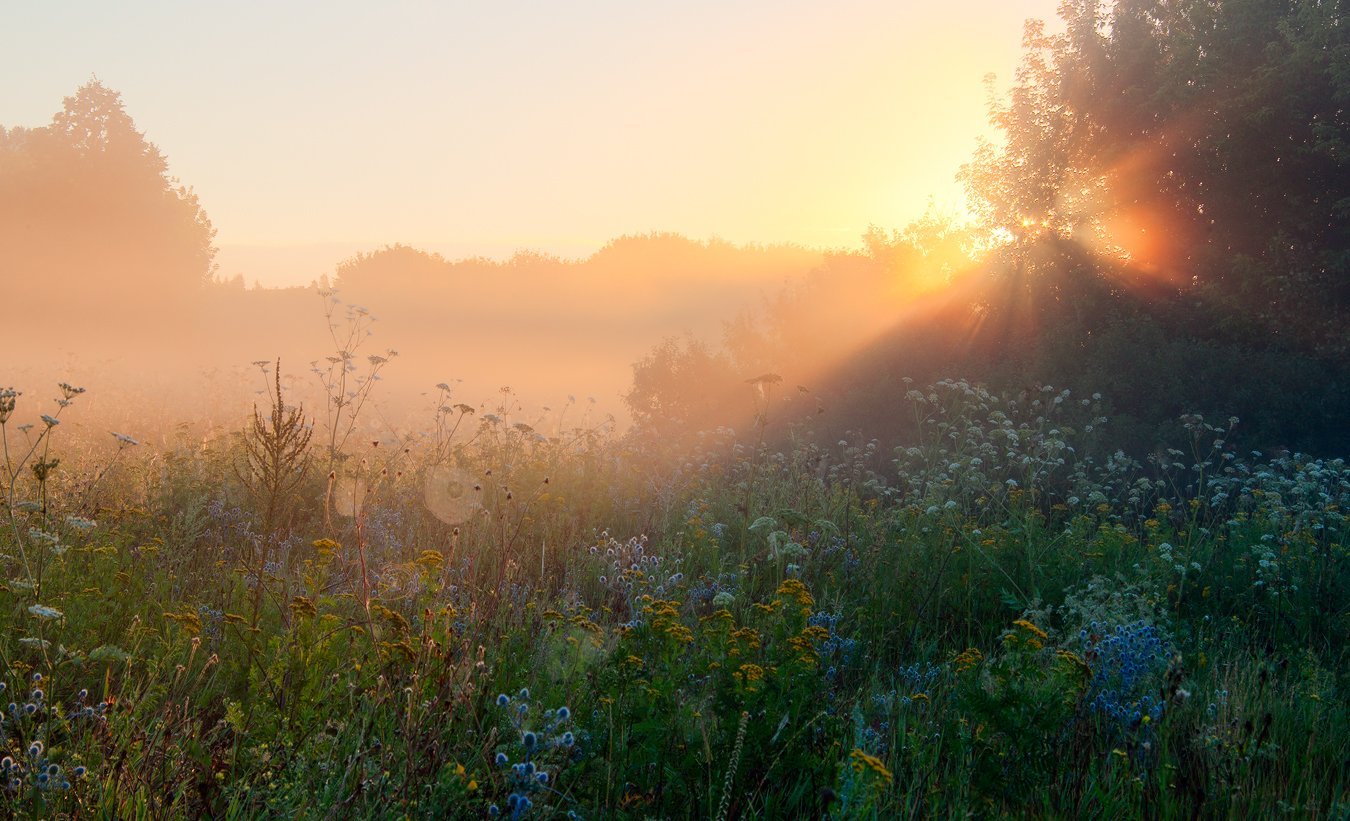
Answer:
5;1;1061;287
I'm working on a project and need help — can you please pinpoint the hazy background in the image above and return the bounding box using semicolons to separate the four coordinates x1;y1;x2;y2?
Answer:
4;1;1056;287
4;0;1347;458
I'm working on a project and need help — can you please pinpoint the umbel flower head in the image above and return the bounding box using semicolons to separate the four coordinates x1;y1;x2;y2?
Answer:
0;388;19;423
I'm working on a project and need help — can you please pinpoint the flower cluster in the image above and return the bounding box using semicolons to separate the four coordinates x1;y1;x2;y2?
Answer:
587;533;684;626
1078;622;1172;740
490;689;580;819
806;611;857;683
0;673;100;799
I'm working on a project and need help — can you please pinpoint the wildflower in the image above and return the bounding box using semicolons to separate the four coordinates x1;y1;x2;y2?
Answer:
40;414;60;427
73;766;86;778
495;752;509;766
849;748;894;788
497;693;511;706
28;599;63;618
953;647;984;673
0;388;19;423
28;741;42;758
522;731;538;750
1012;619;1049;642
110;431;140;446
556;706;570;721
561;731;575;747
65;515;97;531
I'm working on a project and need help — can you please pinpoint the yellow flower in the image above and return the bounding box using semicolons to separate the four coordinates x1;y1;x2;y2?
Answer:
849;749;894;788
1012;619;1048;642
737;663;765;682
953;647;984;673
775;579;815;612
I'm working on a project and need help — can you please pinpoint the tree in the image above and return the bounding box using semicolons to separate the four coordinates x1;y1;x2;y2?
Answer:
961;0;1350;357
0;80;217;330
952;0;1350;452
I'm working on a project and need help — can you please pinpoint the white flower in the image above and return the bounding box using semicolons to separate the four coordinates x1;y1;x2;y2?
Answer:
65;516;97;531
111;432;140;446
40;414;59;427
28;604;64;620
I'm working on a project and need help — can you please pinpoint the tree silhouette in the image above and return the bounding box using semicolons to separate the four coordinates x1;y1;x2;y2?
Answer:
0;80;216;332
961;0;1350;358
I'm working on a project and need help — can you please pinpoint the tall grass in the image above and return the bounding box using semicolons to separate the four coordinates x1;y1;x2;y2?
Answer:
0;373;1344;817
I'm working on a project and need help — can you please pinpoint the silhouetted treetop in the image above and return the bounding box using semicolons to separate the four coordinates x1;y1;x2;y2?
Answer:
962;0;1350;356
0;80;216;324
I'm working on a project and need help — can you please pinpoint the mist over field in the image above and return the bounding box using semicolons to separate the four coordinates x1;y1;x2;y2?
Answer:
2;1;1348;817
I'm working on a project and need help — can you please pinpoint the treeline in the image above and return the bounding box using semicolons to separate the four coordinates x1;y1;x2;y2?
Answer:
6;0;1349;457
627;0;1350;456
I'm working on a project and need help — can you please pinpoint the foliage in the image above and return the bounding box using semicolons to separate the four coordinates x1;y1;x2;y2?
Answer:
0;80;217;324
0;373;1345;818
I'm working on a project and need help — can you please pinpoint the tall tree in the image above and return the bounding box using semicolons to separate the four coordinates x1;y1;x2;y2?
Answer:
962;0;1350;357
0;80;216;331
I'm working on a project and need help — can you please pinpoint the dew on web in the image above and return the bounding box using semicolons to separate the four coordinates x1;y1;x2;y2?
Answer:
424;465;483;524
332;476;367;518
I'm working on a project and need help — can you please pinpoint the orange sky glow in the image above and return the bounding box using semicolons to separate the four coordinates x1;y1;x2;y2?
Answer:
6;1;1061;287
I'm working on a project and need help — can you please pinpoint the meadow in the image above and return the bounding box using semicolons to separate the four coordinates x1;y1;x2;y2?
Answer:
1;320;1346;818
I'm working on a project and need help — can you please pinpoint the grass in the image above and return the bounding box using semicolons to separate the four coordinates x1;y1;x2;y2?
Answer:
0;375;1345;818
